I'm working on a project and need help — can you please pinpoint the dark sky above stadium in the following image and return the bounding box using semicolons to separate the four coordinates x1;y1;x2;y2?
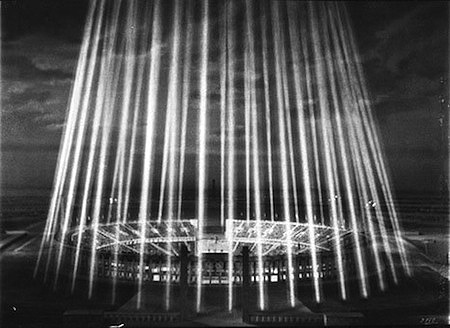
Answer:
1;0;448;196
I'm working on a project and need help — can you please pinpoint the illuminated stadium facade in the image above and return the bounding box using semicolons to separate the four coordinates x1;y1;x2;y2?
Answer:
60;219;382;286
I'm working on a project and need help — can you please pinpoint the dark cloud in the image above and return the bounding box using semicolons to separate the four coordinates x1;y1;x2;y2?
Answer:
3;55;73;81
2;142;59;153
1;32;77;140
1;0;447;195
6;89;52;108
345;1;447;193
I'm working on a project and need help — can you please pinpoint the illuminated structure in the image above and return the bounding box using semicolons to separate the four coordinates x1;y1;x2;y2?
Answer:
60;219;383;287
67;220;347;257
35;0;410;313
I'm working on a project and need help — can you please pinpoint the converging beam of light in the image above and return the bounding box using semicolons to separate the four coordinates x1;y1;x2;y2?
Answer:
137;0;162;309
351;97;399;284
219;1;227;228
277;14;300;223
54;0;106;288
286;2;321;303
112;0;138;304
157;103;172;223
298;9;324;226
89;0;124;298
338;4;410;276
164;0;183;311
122;3;152;223
331;3;398;284
34;0;99;278
71;0;115;291
244;31;251;225
177;0;194;222
349;68;396;286
111;0;138;224
245;0;265;310
196;0;209;313
327;3;385;291
321;2;368;298
271;1;296;307
37;0;412;310
352;137;386;291
334;43;386;290
308;1;347;300
259;2;275;223
226;0;235;312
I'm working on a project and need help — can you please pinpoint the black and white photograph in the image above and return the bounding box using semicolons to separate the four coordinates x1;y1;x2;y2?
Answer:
1;0;449;326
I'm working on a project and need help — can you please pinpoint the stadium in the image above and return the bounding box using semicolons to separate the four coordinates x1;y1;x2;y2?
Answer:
60;218;383;287
33;0;410;317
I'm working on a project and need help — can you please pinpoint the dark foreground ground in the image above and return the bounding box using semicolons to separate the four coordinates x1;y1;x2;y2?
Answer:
0;195;449;326
1;223;448;327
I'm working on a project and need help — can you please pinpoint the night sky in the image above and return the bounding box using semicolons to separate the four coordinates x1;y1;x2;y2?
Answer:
1;0;448;197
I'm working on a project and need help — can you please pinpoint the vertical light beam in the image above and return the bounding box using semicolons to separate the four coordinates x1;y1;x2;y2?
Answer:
271;1;296;307
112;0;138;303
339;4;410;276
327;3;385;291
308;1;347;300
34;0;99;278
259;2;275;222
88;0;124;297
54;0;106;288
277;8;300;223
299;9;324;226
332;3;398;284
196;0;209;313
226;0;236;312
286;1;321;303
321;2;368;298
245;0;265;310
122;2;152;223
164;0;183;311
71;0;115;291
137;0;162;309
176;0;194;222
219;0;227;228
244;29;251;225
